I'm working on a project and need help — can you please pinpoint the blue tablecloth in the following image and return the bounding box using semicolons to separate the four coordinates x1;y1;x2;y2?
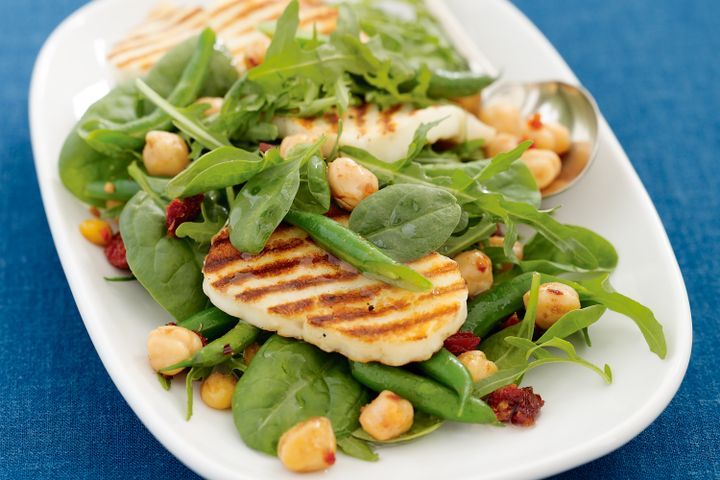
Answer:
1;0;718;478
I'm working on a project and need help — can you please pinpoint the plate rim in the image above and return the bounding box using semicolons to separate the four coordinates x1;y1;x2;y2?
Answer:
29;1;693;478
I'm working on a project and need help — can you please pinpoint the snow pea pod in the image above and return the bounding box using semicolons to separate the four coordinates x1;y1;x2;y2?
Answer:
176;307;239;341
349;361;498;424
427;70;495;98
284;209;432;292
162;320;259;371
417;348;473;416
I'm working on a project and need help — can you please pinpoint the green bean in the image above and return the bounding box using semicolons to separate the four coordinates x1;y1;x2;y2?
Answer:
162;320;259;372
464;272;535;337
427;70;496;98
465;272;599;337
284;209;432;292
177;307;239;341
417;348;473;416
349;361;498;424
85;179;141;202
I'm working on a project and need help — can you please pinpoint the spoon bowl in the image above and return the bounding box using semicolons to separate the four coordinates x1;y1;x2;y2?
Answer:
482;81;600;196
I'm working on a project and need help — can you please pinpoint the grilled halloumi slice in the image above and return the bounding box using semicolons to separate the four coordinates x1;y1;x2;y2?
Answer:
203;218;468;366
108;0;338;74
273;104;496;163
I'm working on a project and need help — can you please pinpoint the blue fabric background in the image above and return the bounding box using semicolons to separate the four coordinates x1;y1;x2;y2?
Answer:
1;0;718;478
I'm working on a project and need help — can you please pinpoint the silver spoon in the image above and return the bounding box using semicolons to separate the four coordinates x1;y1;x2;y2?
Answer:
481;81;600;197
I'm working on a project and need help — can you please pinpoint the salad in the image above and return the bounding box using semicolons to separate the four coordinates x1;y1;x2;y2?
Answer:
60;0;666;473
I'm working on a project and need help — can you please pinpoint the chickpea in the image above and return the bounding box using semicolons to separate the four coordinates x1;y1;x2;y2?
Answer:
195;97;223;117
454;249;493;296
279;134;316;158
458;350;498;382
277;417;336;473
520;149;562;189
79;218;113;246
280;133;335;158
143;131;189;177
243;342;260;365
544;121;572;154
327;157;379;210
521;124;556;152
480;103;522;135
486;132;521;158
359;390;414;441
523;282;581;330
243;35;271;69
200;372;237;410
146;325;203;376
487;235;524;261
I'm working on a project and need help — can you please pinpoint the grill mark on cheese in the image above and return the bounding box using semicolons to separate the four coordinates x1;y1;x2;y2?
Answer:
237;270;360;301
421;261;459;278
204;236;306;273
319;286;383;305
213;1;284;32
307;281;466;326
298;9;338;27
343;303;461;338
211;253;334;288
266;285;382;318
352;104;369;136
108;7;205;57
380;105;402;134
269;297;315;315
109;0;339;73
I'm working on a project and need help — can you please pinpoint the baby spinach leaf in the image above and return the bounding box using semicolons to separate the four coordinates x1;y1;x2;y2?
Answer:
521;225;618;274
59;83;140;205
349;184;461;262
536;305;606;344
59;33;237;204
232;336;368;455
336;436;379;462
438;217;496;257
119;191;208;320
228;158;301;253
352;410;443;444
342;142;598;269
342;145;598;270
293;155;331;213
165;146;267;198
143;35;238;106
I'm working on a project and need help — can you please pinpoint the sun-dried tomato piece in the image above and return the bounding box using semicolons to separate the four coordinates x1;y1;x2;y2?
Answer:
487;384;544;427
166;194;204;236
104;233;129;270
444;331;481;355
500;312;520;330
258;142;275;153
